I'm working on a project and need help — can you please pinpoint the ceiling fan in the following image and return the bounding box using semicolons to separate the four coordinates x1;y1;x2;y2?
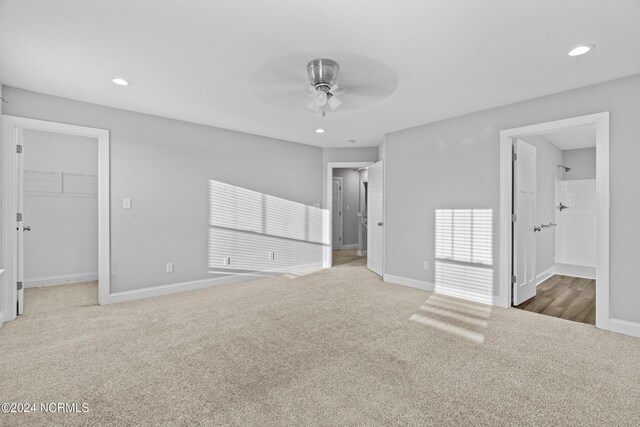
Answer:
248;52;398;114
305;59;345;116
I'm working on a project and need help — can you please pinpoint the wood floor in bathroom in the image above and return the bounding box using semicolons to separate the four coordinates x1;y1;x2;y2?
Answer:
515;274;596;325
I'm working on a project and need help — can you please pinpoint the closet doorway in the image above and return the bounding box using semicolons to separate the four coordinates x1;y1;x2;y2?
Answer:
1;116;110;324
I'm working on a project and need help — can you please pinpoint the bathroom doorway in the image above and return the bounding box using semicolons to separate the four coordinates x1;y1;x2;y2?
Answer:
512;127;597;324
498;112;610;330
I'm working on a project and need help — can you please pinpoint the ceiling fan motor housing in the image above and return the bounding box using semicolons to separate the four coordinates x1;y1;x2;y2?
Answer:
307;59;339;93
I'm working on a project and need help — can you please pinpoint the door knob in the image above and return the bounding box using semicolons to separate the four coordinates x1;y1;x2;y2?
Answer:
533;226;541;232
23;226;31;232
377;222;384;226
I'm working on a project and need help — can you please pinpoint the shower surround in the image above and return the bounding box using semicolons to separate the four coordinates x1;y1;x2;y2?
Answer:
554;178;597;278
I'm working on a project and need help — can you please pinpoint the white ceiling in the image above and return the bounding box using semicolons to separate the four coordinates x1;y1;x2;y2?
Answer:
542;126;596;151
1;1;639;148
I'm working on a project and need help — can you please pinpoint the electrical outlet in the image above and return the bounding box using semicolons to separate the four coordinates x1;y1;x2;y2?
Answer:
268;251;275;260
166;262;174;273
423;261;429;270
123;198;132;209
223;257;230;266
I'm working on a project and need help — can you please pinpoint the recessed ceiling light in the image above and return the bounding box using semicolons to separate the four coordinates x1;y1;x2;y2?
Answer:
112;78;130;86
568;45;594;57
315;128;325;134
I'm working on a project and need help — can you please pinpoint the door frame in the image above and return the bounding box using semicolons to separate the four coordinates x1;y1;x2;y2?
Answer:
325;162;373;268
331;176;344;250
498;112;609;330
1;115;110;324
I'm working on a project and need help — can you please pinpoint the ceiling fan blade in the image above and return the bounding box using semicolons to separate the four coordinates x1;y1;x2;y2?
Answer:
307;99;321;112
303;83;316;95
328;95;342;110
330;82;347;95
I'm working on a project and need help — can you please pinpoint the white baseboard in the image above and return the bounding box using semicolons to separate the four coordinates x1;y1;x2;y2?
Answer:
383;274;434;292
536;266;555;286
25;273;98;288
554;263;596;279
608;318;640;337
105;263;323;305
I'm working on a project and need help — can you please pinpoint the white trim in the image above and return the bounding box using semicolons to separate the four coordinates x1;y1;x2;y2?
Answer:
0;269;5;327
554;263;596;280
536;266;555;286
332;176;344;249
325;162;374;268
25;273;99;288
384;274;434;292
357;250;367;256
608;319;640;338
499;112;610;331
107;277;248;304
1;115;110;322
105;263;324;304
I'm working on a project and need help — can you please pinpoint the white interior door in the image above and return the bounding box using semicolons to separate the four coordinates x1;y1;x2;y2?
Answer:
16;134;25;315
332;177;343;249
367;161;384;275
513;139;537;305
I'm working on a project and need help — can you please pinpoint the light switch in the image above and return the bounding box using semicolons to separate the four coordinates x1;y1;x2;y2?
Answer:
123;198;132;209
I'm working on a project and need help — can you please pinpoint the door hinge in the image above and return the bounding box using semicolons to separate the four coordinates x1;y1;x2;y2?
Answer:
512;152;517;161
512;214;517;222
17;281;23;291
339;211;341;216
511;275;517;284
16;213;23;222
16;144;23;154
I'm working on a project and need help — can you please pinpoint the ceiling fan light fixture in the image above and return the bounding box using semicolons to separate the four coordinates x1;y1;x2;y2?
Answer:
315;91;328;106
328;95;342;110
305;58;347;116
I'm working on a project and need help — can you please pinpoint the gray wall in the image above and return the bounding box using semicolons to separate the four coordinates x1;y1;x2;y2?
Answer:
563;147;596;180
3;86;327;294
385;73;640;323
522;135;563;276
0;84;3;271
333;168;360;246
23;130;98;283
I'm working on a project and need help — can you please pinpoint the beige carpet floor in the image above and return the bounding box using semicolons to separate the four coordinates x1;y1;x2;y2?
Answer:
1;259;639;426
23;281;98;315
